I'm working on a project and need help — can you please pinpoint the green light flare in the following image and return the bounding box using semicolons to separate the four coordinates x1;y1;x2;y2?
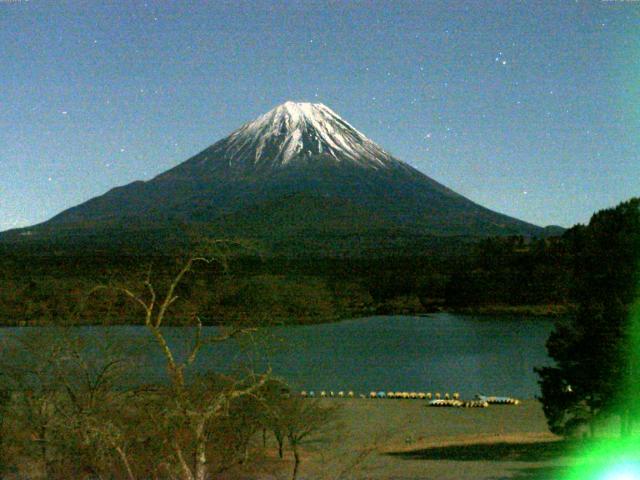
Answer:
627;299;640;406
561;437;640;480
562;286;640;479
601;462;640;480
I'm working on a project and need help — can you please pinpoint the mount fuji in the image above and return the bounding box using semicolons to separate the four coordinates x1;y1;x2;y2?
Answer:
5;101;547;254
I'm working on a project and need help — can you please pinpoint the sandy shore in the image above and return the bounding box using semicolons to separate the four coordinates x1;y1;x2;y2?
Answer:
296;398;572;480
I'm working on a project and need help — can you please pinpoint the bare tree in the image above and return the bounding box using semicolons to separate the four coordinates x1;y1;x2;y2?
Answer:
0;329;73;477
54;335;137;479
90;240;270;480
258;378;290;459
0;328;140;479
275;397;337;480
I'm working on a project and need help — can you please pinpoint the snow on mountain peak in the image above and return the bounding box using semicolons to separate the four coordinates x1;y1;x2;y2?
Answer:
214;101;399;169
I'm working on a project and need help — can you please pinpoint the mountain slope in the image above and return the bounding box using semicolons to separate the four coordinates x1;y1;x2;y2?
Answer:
3;101;546;252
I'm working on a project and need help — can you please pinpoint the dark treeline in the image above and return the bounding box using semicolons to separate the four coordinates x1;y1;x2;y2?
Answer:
444;235;575;313
0;226;588;326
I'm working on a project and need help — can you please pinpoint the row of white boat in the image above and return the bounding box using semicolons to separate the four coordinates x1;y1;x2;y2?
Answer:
298;391;520;407
300;390;458;399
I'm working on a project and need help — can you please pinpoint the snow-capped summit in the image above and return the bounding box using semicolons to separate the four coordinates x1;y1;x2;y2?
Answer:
201;101;400;171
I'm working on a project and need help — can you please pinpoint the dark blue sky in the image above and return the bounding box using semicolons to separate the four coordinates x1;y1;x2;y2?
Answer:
1;0;638;231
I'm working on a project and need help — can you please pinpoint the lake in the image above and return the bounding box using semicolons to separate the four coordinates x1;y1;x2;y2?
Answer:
0;313;555;399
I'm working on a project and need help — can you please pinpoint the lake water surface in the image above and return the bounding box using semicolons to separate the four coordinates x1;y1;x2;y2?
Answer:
1;313;555;399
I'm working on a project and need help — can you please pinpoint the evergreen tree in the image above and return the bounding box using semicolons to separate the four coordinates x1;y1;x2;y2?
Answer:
536;198;640;436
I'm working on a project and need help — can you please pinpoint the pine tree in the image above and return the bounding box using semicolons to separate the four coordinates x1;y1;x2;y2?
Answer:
536;198;640;437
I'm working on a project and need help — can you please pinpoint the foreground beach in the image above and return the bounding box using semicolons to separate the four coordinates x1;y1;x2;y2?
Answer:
253;398;572;480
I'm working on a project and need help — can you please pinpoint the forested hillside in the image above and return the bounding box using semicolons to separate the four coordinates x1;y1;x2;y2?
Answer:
0;228;584;326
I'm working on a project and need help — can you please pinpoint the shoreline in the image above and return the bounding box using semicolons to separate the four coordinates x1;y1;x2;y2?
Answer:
0;305;569;327
444;304;573;318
